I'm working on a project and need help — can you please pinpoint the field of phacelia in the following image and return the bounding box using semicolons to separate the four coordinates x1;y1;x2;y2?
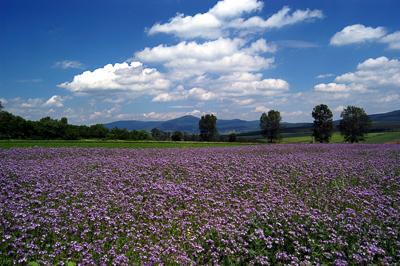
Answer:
1;145;399;265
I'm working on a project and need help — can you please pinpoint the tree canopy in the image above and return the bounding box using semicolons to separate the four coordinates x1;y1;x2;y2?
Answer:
260;110;281;143
312;104;333;143
171;131;183;141
339;106;371;143
199;114;218;141
0;110;151;140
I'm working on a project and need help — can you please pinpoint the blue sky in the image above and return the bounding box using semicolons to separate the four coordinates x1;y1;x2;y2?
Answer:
0;0;399;124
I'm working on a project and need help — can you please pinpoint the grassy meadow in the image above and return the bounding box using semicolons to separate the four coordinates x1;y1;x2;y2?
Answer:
280;131;400;144
0;131;398;149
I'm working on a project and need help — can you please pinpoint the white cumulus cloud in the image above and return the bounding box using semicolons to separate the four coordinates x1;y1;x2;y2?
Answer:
230;6;323;30
335;56;400;87
380;31;400;49
313;56;400;106
148;0;323;39
58;62;170;94
44;95;64;107
331;24;400;50
136;38;275;77
330;24;386;46
314;83;349;92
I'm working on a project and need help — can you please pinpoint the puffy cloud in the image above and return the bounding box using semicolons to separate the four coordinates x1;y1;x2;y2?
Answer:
54;1;329;123
380;31;400;49
136;38;274;76
335;57;400;87
54;60;84;69
232;98;255;106
330;24;400;49
148;13;222;39
334;105;345;112
230;6;323;30
152;92;184;102
152;87;216;102
58;62;170;94
148;0;323;39
309;56;400;115
44;95;64;107
330;24;386;46
19;98;45;108
314;83;349;92
188;87;216;101
216;72;289;97
137;38;244;62
253;106;270;113
209;0;263;18
243;39;277;54
314;57;400;96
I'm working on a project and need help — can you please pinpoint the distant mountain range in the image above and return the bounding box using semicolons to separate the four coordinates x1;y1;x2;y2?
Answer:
104;110;400;134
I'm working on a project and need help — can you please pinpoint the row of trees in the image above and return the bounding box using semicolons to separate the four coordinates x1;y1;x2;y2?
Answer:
151;128;198;141
259;105;371;143
0;103;233;142
0;100;372;142
0;108;152;140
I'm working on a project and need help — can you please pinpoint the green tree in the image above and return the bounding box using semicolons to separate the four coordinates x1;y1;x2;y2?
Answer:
171;131;183;141
89;124;109;139
312;104;333;143
228;133;237;142
339;106;371;143
199;114;218;141
108;127;130;140
151;128;169;141
259;110;281;143
0;101;3;111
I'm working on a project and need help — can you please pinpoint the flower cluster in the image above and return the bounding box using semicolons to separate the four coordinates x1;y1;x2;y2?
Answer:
0;144;399;265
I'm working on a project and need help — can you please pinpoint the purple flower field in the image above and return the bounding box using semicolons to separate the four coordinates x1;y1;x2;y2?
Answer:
1;145;399;265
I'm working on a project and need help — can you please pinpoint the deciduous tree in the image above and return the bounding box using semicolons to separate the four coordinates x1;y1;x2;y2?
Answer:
171;131;183;141
260;110;281;143
339;106;371;143
199;114;218;141
312;104;333;143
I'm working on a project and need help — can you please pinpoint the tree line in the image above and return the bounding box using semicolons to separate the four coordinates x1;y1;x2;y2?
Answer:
258;104;371;143
0;104;150;140
0;101;371;142
189;105;371;143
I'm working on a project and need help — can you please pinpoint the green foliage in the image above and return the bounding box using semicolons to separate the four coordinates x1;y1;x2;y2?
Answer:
259;110;281;143
183;132;199;141
199;114;218;141
151;128;170;141
339;106;371;143
228;133;237;142
108;127;130;140
88;124;108;139
171;131;183;141
0;110;151;141
312;104;333;143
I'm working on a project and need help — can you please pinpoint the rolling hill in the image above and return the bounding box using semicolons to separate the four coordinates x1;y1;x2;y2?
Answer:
103;110;400;134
